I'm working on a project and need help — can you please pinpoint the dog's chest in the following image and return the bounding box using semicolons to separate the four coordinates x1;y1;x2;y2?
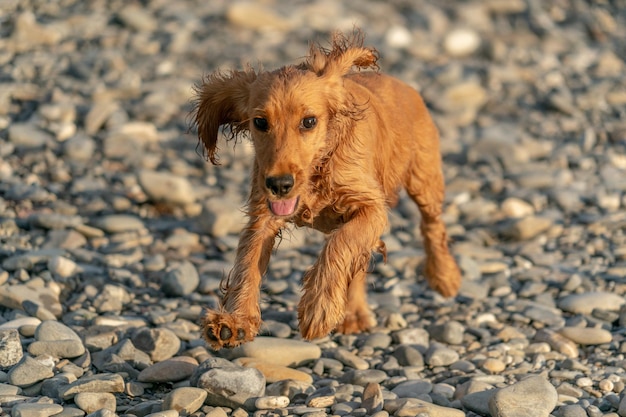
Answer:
294;203;346;234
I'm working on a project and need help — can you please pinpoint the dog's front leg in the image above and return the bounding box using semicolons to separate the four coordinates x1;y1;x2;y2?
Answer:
202;214;281;349
298;203;388;340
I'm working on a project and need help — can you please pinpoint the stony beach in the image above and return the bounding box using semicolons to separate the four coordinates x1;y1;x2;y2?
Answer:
1;1;626;416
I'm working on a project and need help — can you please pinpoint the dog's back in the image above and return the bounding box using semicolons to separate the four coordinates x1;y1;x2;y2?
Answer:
342;72;440;205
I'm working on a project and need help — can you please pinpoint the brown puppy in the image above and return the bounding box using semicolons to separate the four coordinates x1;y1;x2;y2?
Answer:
193;31;461;349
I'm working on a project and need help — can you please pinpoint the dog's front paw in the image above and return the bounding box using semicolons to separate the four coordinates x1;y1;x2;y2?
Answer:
202;310;260;349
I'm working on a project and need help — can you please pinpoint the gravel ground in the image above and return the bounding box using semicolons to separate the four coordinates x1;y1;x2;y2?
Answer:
1;1;626;417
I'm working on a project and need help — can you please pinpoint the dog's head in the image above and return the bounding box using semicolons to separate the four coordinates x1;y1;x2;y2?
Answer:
193;31;378;218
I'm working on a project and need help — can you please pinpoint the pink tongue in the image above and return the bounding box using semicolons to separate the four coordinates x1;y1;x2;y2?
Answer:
270;198;298;216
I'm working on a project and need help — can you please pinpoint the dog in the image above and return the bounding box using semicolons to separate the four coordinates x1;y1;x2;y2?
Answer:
192;31;461;349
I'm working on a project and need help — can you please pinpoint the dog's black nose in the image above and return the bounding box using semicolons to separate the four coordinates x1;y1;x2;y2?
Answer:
266;175;294;197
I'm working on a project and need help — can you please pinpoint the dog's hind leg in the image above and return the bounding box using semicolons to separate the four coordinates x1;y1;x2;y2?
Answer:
335;267;376;334
403;129;461;297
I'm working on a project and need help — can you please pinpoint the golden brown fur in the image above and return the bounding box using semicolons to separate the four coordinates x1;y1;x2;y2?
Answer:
193;31;461;349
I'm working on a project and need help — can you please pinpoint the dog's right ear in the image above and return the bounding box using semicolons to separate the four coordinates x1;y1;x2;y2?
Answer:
192;69;256;165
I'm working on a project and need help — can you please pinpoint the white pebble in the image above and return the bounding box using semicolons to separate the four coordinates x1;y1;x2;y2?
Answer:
255;396;290;409
443;28;481;56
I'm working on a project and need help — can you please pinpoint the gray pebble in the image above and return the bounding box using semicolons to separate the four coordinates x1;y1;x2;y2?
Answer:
131;327;181;362
424;344;460;367
194;359;265;410
489;375;557;417
0;330;23;368
162;261;199;296
7;356;55;387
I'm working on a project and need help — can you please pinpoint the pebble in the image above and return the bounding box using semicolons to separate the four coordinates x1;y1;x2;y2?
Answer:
390;398;465;417
234;357;313;383
60;373;125;400
331;348;370;370
558;292;626;315
489;376;558;417
254;396;290;409
228;337;321;367
137;356;198;383
11;403;64;417
138;170;196;205
193;359;265;410
0;329;23;368
425;344;460;367
162;387;207;415
428;320;465;345
74;392;117;413
558;327;613;345
131;327;181;362
162;261;200;296
443;28;481;57
7;356;53;389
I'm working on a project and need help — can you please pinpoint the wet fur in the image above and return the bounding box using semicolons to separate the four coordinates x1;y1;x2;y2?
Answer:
192;31;461;349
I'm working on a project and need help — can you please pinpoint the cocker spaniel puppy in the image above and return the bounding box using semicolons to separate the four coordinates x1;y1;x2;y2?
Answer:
193;31;461;349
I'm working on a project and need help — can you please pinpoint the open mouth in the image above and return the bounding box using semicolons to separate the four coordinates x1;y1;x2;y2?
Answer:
268;196;299;217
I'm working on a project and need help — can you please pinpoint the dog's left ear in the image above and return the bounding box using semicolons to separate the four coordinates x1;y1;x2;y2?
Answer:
305;31;378;79
192;69;256;165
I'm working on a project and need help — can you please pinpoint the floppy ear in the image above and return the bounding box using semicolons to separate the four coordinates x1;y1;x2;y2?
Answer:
192;69;256;164
304;30;378;78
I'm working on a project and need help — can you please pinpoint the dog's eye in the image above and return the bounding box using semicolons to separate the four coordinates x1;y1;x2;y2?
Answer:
301;117;317;130
253;117;269;132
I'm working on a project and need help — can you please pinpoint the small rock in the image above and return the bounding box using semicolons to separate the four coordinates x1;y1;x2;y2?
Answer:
489;375;557;417
117;5;157;32
503;216;553;240
28;339;85;359
11;403;64;417
60;373;125;400
162;261;200;296
227;337;321;367
481;358;506;374
131;327;181;362
362;382;384;414
226;2;292;31
91;214;145;234
74;392;117;413
392;398;465;417
425;344;460;367
200;196;247;237
138;170;196;205
192;358;265;411
234;357;313;384
138;356;198;383
501;197;535;218
392;380;432;398
92;284;132;314
428;320;465;345
558;292;625;315
8;123;52;148
0;329;23;368
265;379;315;400
162;387;207;415
47;256;78;278
558;327;612;345
254;396;290;409
444;28;481;56
340;369;387;386
461;389;497;416
392;345;425;368
7;356;54;387
331;348;369;370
